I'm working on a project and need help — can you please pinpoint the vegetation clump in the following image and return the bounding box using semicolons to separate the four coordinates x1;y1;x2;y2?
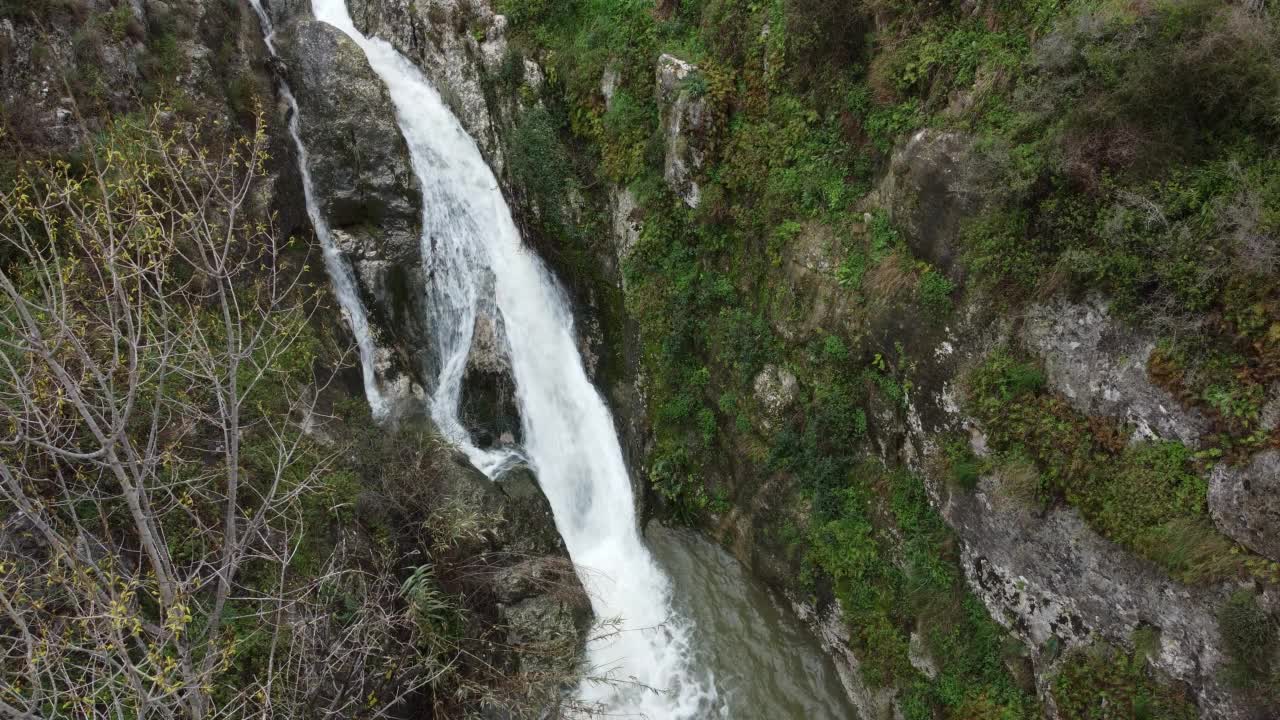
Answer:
1217;590;1280;694
1051;635;1199;720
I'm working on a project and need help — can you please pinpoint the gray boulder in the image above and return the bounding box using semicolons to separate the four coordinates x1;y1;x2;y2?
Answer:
753;364;798;433
866;129;1000;277
1209;450;1280;563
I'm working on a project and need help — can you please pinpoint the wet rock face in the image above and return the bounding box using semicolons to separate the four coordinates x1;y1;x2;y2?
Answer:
868;129;1000;278
656;53;708;208
460;310;522;448
1209;450;1280;562
493;465;566;556
276;19;421;262
272;11;438;405
490;461;593;691
1022;295;1210;446
420;440;590;712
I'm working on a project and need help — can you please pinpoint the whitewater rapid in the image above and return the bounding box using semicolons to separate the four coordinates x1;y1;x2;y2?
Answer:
255;0;720;715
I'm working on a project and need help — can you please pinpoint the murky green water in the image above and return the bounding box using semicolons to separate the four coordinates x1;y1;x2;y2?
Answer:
647;525;860;719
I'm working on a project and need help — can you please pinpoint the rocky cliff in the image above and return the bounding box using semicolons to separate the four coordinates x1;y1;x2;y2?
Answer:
484;1;1280;718
257;2;592;704
259;1;1280;716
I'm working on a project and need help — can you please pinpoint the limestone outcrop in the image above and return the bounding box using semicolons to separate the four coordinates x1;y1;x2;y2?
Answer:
656;53;709;208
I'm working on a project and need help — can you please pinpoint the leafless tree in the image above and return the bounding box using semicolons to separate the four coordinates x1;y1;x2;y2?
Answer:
0;108;352;719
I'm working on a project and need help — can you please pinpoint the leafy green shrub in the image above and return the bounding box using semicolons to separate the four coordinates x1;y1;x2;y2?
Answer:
601;89;654;181
100;3;143;42
867;209;900;251
649;443;712;524
945;440;982;491
804;465;1034;716
962;210;1052;297
401;564;465;655
719;93;861;229
496;0;552;28
784;0;870;77
495;47;526;88
1079;441;1208;551
918;267;954;315
833;250;866;291
508;107;575;223
885;17;1027;96
968;350;1045;402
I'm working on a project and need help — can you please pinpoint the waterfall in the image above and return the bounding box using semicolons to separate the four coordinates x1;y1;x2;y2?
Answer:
252;0;721;715
247;0;389;420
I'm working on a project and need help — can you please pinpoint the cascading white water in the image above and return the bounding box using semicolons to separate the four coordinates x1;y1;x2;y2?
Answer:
246;0;388;420
253;0;721;715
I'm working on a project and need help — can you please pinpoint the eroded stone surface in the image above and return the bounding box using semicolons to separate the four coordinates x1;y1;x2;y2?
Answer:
1022;295;1210;446
753;364;799;433
656;53;708;208
938;468;1244;717
435;453;591;711
1209;450;1280;563
610;186;642;272
889;296;1257;719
